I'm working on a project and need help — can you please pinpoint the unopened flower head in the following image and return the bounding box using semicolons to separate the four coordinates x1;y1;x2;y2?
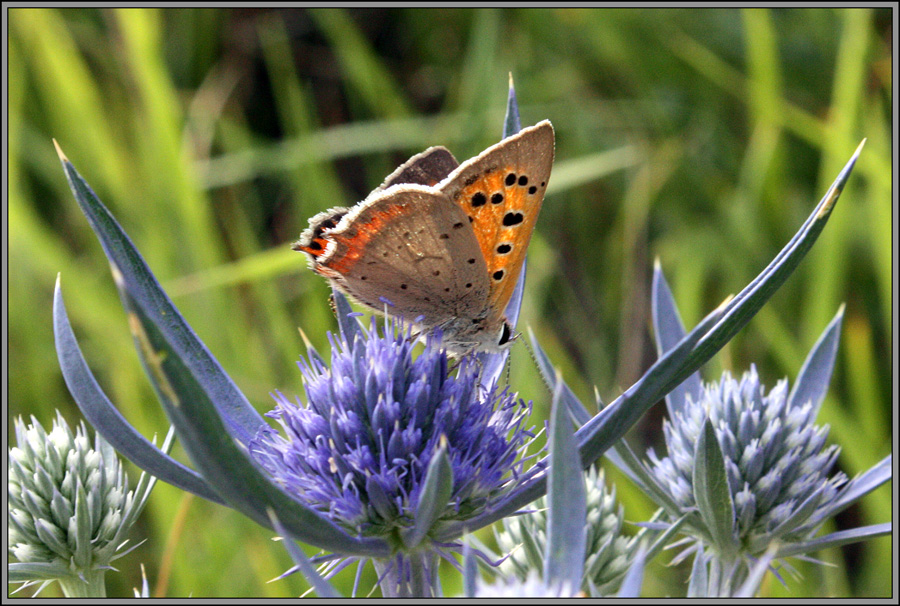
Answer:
496;465;638;593
249;314;538;546
648;365;847;551
8;412;147;593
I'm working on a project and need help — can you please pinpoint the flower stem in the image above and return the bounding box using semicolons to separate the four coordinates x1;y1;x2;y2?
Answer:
57;569;107;598
374;551;440;597
707;554;744;597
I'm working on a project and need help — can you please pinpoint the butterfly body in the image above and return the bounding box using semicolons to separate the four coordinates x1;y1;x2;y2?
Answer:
294;120;554;354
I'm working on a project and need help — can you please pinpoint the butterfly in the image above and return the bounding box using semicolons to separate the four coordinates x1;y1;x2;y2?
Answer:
293;120;554;354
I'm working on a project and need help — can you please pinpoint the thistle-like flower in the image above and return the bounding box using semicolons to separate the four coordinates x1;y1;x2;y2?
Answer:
248;313;540;595
8;412;156;597
495;465;639;594
647;365;846;550
633;268;893;596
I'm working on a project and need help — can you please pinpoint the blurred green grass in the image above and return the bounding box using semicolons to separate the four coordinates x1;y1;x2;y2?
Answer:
8;7;891;598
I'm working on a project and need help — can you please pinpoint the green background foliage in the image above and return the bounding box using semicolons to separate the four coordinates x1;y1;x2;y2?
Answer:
8;7;892;598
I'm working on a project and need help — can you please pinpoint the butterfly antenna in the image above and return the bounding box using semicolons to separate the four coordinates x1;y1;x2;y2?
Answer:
504;345;514;385
519;330;554;397
519;329;536;368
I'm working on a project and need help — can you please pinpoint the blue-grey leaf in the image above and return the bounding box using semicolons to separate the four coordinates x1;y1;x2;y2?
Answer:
768;483;829;538
504;73;522;138
505;259;526;330
787;305;844;416
807;454;891;524
693;420;737;558
8;562;73;583
55;146;389;554
73;483;91;565
616;546;646;597
683;142;864;390
403;438;453;549
774;522;891;559
54;143;264;446
462;542;479;598
652;261;703;417
609;440;681;515
544;375;587;592
438;295;728;540
269;511;341;598
687;547;709;597
643;513;690;564
300;332;327;368
603;446;647;490
577;298;728;463
53;277;225;505
734;548;776;598
119;292;389;556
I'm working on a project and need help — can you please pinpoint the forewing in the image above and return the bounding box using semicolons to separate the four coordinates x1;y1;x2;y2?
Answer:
439;121;554;317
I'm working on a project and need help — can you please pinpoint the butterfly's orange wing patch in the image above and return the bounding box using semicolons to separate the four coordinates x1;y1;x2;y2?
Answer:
441;121;555;319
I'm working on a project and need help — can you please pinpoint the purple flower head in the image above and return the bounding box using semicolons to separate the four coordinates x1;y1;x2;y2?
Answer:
249;311;538;546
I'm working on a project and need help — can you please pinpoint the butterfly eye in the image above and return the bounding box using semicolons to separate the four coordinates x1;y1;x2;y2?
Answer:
497;321;513;347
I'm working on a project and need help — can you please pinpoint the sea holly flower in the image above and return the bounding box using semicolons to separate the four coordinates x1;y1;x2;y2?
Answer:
268;379;603;598
607;267;893;597
493;465;640;594
248;310;542;595
250;318;537;538
49;75;866;597
646;364;848;545
7;412;159;597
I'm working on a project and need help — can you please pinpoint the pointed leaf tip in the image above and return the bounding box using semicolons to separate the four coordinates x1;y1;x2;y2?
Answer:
787;305;845;415
504;75;522;138
297;326;312;350
822;142;866;215
717;294;735;311
53;139;68;163
651;264;703;416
